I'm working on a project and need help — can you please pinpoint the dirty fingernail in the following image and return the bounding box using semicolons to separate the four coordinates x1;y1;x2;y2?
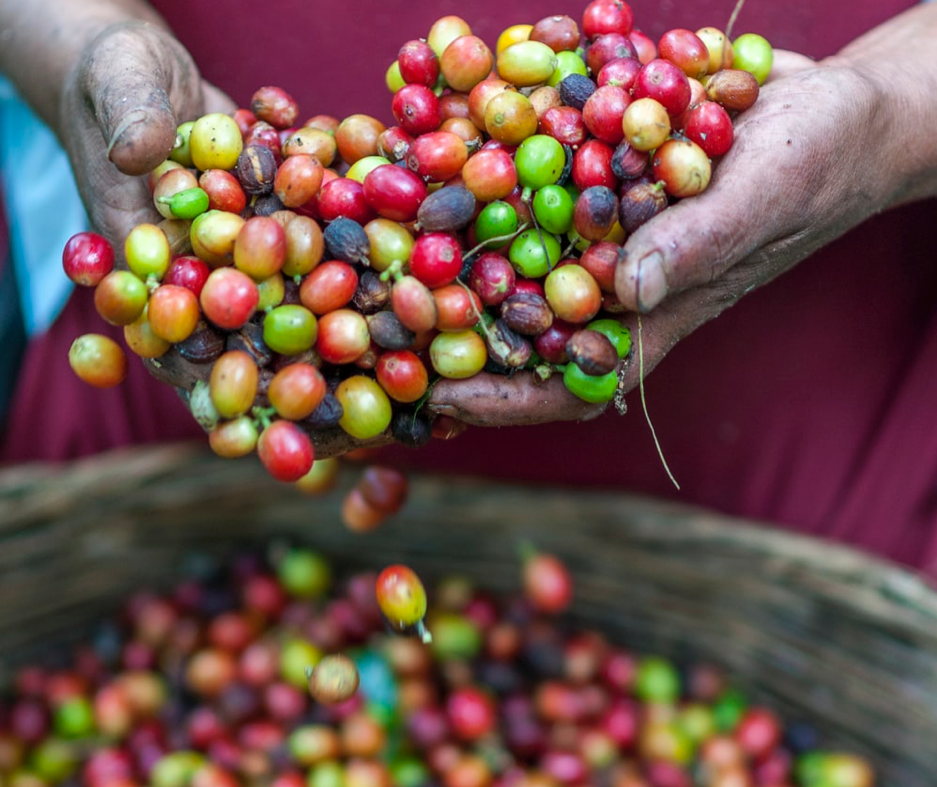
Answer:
636;251;666;312
106;108;150;157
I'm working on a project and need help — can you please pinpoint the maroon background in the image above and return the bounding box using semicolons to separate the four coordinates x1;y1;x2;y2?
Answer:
5;0;937;572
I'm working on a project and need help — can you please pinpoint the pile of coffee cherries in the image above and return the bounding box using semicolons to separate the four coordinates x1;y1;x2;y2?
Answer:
64;0;773;483
0;545;875;787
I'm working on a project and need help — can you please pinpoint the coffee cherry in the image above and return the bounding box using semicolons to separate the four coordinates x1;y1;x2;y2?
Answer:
62;232;114;287
200;268;259;331
251;85;299;129
125;223;171;281
257;420;315;482
622;97;671;151
632;58;692;118
209;416;259;459
335;375;393;439
731;33;773;85
683;101;734;157
375;565;428;629
440;35;493;92
484;91;538;146
704;68;760;112
147;284;200;344
190;112;243;171
306;654;360;705
210;350;259;419
268;363;326;421
652;138;712;198
68;334;128;388
263;305;318;356
430;330;488;379
94;270;149;326
496;40;558;87
523;552;573;614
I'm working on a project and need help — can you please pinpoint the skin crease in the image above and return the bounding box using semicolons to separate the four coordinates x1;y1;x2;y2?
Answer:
1;1;936;449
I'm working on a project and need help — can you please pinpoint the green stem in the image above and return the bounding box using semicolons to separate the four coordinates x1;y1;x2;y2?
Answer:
378;260;405;284
415;619;433;644
252;405;277;432
464;222;530;259
454;279;492;340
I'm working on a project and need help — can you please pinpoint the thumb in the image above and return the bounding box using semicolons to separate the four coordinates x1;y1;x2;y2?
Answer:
77;22;199;176
614;113;802;313
614;189;759;313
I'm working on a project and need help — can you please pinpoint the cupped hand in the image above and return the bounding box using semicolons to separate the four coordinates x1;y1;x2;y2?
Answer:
427;50;898;427
60;20;236;252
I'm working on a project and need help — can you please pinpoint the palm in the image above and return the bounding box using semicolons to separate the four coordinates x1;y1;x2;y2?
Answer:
429;51;894;426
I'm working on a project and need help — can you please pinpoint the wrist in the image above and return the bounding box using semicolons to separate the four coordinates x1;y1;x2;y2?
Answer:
826;4;937;208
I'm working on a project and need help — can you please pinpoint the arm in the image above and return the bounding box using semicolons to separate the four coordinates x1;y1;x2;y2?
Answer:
429;3;937;426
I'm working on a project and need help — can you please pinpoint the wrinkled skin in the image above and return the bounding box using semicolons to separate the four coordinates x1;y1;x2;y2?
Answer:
60;21;236;245
46;8;937;455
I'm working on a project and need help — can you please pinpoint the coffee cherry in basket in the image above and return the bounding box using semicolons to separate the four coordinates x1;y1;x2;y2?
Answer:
305;654;360;705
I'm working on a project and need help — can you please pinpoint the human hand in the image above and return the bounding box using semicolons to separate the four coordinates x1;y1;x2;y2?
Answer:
426;49;903;427
60;20;236;252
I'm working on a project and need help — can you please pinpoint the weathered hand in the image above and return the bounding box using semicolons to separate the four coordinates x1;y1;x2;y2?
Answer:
59;20;235;251
425;48;914;427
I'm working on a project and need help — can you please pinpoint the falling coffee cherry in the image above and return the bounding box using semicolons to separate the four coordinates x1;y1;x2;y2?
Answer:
375;564;431;642
521;546;574;614
305;654;360;704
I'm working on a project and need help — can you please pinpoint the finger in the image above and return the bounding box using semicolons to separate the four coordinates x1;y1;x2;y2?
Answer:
203;81;238;116
308;428;395;460
427;372;607;427
765;49;817;82
614;88;816;313
140;355;393;460
614;189;767;315
78;22;201;175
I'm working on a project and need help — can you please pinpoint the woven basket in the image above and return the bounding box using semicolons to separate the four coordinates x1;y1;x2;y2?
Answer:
1;442;936;785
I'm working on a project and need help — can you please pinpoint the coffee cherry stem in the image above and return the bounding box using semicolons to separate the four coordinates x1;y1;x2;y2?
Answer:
517;538;539;565
454;279;493;340
464;223;530;260
379;259;407;283
560;237;582;259
528;204;555;273
726;0;749;38
614;364;629;417
532;363;554;384
636;313;680;490
252;405;277;431
415;618;433;644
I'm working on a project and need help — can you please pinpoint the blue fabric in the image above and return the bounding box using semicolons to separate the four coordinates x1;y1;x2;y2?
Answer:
0;76;86;336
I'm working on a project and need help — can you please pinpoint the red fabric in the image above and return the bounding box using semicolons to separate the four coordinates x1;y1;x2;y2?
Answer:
1;286;203;459
153;0;913;121
4;0;936;572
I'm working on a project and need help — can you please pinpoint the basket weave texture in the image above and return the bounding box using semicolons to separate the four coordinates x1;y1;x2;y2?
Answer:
1;442;936;785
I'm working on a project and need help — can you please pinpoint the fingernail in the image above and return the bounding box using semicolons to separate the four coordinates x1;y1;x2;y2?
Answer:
106;108;149;157
636;251;666;312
